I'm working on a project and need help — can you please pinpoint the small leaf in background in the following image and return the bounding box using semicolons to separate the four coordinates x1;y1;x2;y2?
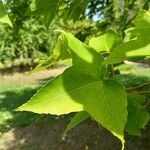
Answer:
103;11;150;65
33;34;70;72
64;111;89;134
27;0;59;27
125;94;150;136
59;58;72;66
53;34;70;60
0;0;12;27
129;11;150;37
31;55;58;73
134;10;150;29
63;0;89;22
103;35;150;64
89;29;121;52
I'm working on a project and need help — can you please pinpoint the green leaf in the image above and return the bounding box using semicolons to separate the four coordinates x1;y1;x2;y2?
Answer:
0;1;12;27
34;31;104;74
89;29;121;52
17;69;84;115
33;34;70;72
17;68;127;147
63;0;89;22
31;55;58;73
126;43;150;57
103;11;150;64
17;32;127;148
52;34;70;60
134;10;150;29
64;111;89;134
63;32;104;78
125;95;150;136
103;35;150;64
27;0;59;27
130;11;150;37
60;58;72;66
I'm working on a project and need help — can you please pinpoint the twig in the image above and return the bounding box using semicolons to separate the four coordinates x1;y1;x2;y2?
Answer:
126;82;150;91
128;91;150;96
144;101;150;108
111;64;115;79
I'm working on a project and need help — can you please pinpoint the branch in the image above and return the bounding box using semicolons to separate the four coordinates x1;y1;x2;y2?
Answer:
126;82;150;91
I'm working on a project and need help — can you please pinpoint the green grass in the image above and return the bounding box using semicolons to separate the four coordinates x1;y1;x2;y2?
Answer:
0;85;36;134
115;64;150;86
115;64;150;101
0;79;56;136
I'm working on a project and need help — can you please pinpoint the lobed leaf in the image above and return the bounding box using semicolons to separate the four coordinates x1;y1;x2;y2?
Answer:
125;95;150;136
17;67;127;148
17;31;127;149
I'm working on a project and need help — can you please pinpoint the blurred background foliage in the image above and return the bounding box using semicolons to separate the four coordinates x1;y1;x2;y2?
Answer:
0;0;149;69
0;0;58;69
